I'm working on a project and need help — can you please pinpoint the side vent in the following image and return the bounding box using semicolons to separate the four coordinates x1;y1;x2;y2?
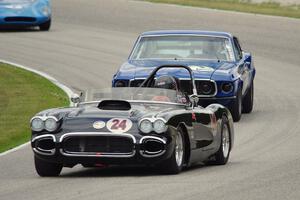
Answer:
98;100;131;111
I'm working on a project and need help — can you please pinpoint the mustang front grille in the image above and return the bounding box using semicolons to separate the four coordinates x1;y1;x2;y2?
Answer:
129;79;145;87
180;80;217;96
130;79;216;96
60;133;135;157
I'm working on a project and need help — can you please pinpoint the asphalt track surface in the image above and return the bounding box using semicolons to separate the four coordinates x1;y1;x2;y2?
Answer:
1;1;300;199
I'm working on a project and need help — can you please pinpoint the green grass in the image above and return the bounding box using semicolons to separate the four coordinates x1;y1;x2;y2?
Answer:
0;63;69;153
145;0;300;18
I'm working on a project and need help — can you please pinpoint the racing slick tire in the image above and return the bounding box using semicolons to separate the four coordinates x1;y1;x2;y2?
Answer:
211;116;231;165
39;19;51;31
34;155;62;177
229;88;242;122
160;127;185;174
242;81;254;113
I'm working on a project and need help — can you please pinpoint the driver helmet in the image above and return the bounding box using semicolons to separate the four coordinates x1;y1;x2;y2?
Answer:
154;75;179;91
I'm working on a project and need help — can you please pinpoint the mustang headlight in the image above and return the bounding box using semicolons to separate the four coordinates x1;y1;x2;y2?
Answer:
221;82;234;94
139;119;152;134
199;82;213;95
31;117;44;132
45;117;58;132
153;119;167;134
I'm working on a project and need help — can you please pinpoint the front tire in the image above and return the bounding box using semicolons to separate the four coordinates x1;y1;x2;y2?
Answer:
229;88;242;122
160;128;185;174
34;155;62;177
211;116;231;165
39;19;51;31
242;81;254;113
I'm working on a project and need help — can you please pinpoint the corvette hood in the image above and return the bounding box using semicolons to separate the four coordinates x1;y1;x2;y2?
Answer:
117;59;235;80
67;103;174;119
57;103;178;132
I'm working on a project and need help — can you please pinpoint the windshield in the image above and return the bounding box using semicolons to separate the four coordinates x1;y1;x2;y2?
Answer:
82;88;188;105
130;35;234;61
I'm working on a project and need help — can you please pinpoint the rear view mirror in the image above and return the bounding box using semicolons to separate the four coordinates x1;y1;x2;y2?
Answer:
70;93;82;106
189;94;199;108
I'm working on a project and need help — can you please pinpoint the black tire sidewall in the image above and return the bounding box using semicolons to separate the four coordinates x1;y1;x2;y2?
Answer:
242;81;254;113
34;155;62;177
160;128;185;174
39;19;51;31
214;116;231;165
230;88;242;122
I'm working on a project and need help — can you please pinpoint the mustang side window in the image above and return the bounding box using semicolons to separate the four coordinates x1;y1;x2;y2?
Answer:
233;37;243;61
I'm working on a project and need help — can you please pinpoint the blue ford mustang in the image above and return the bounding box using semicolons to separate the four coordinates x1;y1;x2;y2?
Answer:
0;0;51;31
112;30;256;122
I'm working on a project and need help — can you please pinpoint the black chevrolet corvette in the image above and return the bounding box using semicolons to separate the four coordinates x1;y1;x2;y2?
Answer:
30;66;234;176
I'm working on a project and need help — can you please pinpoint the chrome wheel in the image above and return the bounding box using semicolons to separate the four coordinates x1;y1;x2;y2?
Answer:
175;131;184;166
222;124;230;158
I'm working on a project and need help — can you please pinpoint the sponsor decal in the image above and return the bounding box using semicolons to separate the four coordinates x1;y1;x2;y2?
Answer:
5;4;24;9
192;113;197;121
93;121;106;130
106;118;133;133
189;65;214;72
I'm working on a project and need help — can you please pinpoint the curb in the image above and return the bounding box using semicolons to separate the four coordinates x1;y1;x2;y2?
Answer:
0;59;74;157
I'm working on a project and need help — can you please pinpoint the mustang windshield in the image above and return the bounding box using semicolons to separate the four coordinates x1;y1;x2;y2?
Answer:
130;35;234;61
83;88;187;104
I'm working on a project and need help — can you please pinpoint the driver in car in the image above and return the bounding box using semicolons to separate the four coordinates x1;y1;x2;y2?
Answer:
152;76;186;104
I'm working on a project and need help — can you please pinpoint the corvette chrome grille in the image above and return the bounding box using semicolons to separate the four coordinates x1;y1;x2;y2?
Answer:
60;133;135;157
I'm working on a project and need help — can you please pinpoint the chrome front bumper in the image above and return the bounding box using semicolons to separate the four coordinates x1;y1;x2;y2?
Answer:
31;132;167;158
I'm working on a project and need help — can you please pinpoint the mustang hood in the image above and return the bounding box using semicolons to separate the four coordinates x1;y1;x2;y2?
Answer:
117;60;235;80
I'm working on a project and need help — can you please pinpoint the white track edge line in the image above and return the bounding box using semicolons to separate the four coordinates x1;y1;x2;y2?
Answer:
0;59;74;157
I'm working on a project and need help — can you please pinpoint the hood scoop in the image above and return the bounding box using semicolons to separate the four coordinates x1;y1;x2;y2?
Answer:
98;100;131;111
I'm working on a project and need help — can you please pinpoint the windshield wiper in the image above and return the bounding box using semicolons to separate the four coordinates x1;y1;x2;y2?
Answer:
214;53;221;62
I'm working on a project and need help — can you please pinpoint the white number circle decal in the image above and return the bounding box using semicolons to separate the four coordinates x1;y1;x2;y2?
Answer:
93;121;106;130
106;118;133;133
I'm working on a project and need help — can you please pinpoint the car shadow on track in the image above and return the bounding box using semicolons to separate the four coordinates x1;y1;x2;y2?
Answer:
59;162;226;178
61;166;165;178
0;27;39;32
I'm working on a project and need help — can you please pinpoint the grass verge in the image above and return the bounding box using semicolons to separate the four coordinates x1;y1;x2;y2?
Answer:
0;63;69;153
145;0;300;19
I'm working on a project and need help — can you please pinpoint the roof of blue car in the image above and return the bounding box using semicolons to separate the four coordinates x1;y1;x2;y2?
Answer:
140;30;233;38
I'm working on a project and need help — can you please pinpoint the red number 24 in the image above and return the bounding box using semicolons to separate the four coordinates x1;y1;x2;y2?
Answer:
111;119;127;130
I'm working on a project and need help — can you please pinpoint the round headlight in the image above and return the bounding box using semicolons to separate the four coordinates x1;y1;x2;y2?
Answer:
115;80;126;87
221;83;233;93
45;118;58;132
31;118;44;132
153;119;167;134
139;119;152;134
41;6;50;16
199;82;212;95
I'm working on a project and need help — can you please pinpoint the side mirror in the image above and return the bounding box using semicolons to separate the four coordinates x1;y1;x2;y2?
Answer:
189;94;199;108
70;93;82;106
242;51;251;60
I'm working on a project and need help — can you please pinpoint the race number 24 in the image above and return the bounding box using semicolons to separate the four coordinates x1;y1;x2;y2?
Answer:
111;119;127;130
107;118;133;133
